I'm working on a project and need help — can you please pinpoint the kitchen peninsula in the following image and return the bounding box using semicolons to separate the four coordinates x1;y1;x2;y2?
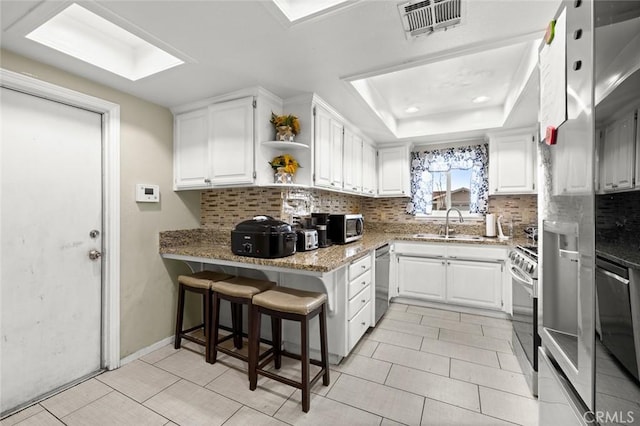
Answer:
160;227;521;362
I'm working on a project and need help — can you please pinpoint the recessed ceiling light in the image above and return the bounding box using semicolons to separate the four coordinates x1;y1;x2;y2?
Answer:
405;106;420;113
26;3;184;81
472;96;491;104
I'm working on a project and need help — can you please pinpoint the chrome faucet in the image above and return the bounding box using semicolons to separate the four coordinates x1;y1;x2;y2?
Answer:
445;208;464;238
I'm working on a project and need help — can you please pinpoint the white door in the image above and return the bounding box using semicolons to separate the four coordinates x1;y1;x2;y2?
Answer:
1;87;103;415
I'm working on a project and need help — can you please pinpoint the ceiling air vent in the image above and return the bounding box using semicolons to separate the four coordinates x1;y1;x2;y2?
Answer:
398;0;462;39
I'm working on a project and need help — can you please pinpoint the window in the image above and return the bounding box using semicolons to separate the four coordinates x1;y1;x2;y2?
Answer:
406;144;489;216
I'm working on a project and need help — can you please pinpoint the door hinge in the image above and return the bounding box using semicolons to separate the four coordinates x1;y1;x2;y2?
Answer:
531;136;535;142
313;106;316;117
252;99;257;109
397;287;400;293
312;173;316;182
253;171;257;179
532;182;536;190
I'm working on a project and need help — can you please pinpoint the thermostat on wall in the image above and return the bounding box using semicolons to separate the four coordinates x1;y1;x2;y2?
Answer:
136;184;160;203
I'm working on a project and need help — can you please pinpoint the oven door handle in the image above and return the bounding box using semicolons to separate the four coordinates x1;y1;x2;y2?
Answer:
510;266;537;297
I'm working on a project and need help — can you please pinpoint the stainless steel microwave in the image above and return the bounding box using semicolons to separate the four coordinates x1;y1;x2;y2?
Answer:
328;214;364;244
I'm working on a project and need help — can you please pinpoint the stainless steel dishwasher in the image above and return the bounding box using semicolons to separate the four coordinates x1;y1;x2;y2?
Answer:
375;244;390;325
595;255;639;381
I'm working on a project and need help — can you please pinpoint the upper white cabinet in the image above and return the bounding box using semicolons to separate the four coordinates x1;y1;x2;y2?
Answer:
488;130;537;195
208;97;255;185
600;110;637;192
312;104;343;190
343;127;363;194
362;140;377;196
173;87;285;191
174;108;210;189
378;144;410;197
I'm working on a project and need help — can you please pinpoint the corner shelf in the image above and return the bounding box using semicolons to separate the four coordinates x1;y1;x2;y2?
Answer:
262;141;309;150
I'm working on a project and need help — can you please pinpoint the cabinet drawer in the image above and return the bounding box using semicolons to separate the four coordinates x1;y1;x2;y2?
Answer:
348;301;372;350
349;254;372;281
348;269;372;299
348;285;371;320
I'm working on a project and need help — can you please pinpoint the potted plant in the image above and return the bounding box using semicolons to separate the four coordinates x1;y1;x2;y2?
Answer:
270;112;300;142
268;154;301;184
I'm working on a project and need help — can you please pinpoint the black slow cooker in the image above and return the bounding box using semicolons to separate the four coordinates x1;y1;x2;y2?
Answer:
231;216;297;258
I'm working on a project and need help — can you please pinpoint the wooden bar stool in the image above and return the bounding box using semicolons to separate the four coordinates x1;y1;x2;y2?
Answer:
249;287;330;413
210;276;276;367
175;270;234;361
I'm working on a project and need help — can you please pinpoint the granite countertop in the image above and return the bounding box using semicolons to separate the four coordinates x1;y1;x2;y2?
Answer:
596;242;640;269
160;229;520;274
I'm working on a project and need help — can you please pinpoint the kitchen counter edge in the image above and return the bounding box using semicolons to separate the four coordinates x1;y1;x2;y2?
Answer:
160;230;520;274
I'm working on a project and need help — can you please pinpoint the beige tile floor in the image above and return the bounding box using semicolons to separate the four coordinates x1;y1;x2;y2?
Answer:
2;302;539;426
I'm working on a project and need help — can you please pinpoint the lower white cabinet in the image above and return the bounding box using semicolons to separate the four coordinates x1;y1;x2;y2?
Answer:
447;260;502;309
394;242;506;311
397;256;446;301
347;253;374;351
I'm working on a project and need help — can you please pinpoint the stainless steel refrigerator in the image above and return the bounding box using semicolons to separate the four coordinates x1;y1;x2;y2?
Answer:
538;1;640;424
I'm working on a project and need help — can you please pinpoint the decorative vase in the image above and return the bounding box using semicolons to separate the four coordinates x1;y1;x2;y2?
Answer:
276;125;295;142
274;167;294;184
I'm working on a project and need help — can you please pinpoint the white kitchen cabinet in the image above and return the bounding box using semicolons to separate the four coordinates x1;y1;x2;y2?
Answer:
447;259;503;309
313;104;343;190
600;111;637;192
397;256;446;302
173;87;286;190
343;127;363;193
174;108;210;189
347;253;374;351
378;144;410;197
208;97;255;185
488;130;537;195
362;140;377;196
393;242;506;311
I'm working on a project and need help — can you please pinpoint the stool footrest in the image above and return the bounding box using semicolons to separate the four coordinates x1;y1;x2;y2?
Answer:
181;324;204;335
180;334;206;346
256;362;327;392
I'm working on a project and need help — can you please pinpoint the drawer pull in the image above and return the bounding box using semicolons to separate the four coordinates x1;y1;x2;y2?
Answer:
361;265;367;269
361;299;366;303
361;322;366;326
362;281;366;285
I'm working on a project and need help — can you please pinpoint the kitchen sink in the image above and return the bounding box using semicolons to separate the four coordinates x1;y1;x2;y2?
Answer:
412;233;484;241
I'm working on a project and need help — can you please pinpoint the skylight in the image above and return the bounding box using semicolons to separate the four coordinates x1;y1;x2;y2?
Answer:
272;0;353;22
26;3;184;81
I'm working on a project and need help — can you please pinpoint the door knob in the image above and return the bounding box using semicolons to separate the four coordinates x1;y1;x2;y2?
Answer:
89;250;102;260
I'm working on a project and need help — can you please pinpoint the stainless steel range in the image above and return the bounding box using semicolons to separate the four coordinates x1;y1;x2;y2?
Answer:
509;244;540;396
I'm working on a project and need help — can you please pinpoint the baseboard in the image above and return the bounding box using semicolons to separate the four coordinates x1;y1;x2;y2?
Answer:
119;335;174;367
390;297;511;320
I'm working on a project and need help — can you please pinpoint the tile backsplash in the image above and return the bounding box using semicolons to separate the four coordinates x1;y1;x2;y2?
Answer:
201;187;537;230
596;191;640;246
